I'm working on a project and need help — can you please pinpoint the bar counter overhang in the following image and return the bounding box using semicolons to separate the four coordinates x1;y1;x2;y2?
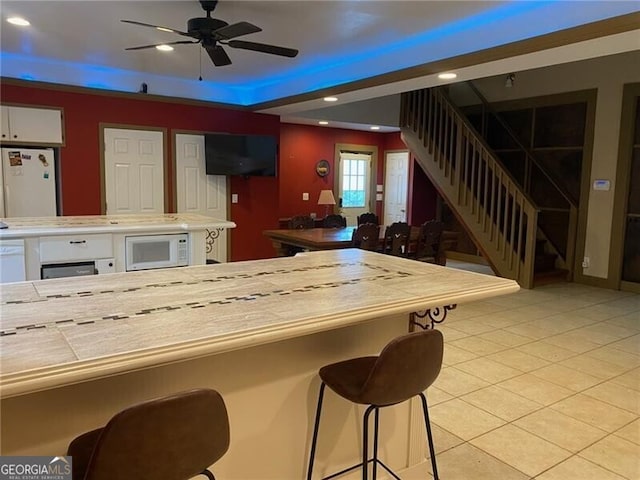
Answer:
0;249;519;478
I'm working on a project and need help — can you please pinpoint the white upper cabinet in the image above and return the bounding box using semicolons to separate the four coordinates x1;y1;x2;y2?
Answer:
1;106;9;141
1;105;64;145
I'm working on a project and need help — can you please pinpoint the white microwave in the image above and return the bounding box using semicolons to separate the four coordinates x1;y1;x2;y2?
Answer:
125;233;189;271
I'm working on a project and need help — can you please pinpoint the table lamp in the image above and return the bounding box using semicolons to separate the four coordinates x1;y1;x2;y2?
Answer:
317;190;336;218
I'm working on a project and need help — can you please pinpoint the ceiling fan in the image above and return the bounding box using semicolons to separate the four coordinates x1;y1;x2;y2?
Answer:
121;0;298;67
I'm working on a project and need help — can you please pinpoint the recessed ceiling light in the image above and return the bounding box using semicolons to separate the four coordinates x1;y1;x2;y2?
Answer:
156;27;173;33
323;96;338;102
438;72;457;80
318;121;329;125
7;17;30;26
370;126;380;130
155;45;174;52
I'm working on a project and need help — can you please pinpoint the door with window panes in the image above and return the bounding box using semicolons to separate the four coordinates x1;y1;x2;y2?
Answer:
338;152;371;226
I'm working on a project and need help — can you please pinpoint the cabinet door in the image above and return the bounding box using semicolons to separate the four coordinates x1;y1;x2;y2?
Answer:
1;106;9;141
6;106;63;144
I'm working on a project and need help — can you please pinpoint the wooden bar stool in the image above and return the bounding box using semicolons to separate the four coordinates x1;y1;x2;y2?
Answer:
67;388;230;480
306;330;443;480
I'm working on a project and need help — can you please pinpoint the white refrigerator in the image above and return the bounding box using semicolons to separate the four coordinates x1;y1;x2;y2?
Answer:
1;147;58;217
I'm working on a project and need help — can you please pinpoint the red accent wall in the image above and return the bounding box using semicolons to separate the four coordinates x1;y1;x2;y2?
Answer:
381;132;406;151
278;124;404;219
409;156;438;225
1;83;280;261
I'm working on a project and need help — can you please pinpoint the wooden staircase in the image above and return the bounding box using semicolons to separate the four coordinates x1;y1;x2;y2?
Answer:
400;87;578;288
401;88;538;288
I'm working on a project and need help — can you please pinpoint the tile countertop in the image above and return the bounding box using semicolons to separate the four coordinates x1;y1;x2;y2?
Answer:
0;249;519;398
0;213;236;238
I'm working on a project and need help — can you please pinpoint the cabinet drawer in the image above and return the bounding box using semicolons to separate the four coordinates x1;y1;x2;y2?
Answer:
40;234;113;262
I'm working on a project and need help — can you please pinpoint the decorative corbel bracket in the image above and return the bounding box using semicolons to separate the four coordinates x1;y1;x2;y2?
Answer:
409;304;457;331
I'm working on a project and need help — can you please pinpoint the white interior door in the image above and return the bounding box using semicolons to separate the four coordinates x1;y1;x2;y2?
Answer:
104;128;164;214
175;134;228;263
383;151;409;225
338;152;371;226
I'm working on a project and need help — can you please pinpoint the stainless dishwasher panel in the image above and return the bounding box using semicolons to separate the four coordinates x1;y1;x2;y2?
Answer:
41;261;97;279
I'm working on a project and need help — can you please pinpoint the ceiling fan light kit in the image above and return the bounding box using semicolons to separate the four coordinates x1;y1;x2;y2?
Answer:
122;0;298;68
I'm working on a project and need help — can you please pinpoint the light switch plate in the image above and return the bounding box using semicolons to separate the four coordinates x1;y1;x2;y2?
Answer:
231;194;238;204
303;192;309;201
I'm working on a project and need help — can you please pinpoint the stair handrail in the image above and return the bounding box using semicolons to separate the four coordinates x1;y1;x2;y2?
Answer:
433;87;540;211
464;81;577;209
401;87;540;287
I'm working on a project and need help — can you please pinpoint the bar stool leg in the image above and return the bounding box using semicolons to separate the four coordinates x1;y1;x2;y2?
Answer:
307;382;327;480
372;408;380;480
362;405;376;480
419;393;439;480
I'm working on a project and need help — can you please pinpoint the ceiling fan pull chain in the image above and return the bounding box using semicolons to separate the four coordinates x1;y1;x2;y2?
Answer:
199;47;203;81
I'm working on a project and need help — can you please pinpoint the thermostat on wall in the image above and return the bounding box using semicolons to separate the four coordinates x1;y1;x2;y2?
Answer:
593;179;611;191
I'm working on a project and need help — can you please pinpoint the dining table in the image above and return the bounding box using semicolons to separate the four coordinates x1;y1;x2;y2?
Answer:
263;226;359;256
263;226;458;262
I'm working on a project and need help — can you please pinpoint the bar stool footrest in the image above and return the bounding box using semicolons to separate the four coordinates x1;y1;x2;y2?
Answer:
321;458;401;480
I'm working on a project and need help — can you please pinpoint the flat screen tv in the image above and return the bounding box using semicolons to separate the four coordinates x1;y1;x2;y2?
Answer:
205;133;278;176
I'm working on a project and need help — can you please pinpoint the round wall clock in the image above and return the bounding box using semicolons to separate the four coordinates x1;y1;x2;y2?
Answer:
316;159;330;177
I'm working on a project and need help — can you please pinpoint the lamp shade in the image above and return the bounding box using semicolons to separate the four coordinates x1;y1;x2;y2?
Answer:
317;190;336;205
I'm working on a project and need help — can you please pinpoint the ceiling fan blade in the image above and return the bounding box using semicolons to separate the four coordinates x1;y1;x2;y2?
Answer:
126;40;199;51
121;19;192;37
205;44;232;66
213;21;262;40
227;40;298;58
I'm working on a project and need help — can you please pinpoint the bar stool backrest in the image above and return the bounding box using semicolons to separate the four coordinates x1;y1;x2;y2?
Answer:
80;389;229;480
359;330;443;406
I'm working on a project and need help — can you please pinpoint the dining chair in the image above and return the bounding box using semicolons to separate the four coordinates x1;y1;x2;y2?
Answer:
67;388;230;480
306;329;444;480
413;220;445;264
289;215;316;229
351;223;380;251
357;213;379;226
382;222;411;256
323;214;347;228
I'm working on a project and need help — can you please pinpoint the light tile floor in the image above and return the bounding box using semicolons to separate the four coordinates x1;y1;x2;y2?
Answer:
427;281;639;479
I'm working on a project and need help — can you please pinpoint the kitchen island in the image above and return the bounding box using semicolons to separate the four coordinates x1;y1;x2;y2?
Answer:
0;213;235;281
0;249;518;478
